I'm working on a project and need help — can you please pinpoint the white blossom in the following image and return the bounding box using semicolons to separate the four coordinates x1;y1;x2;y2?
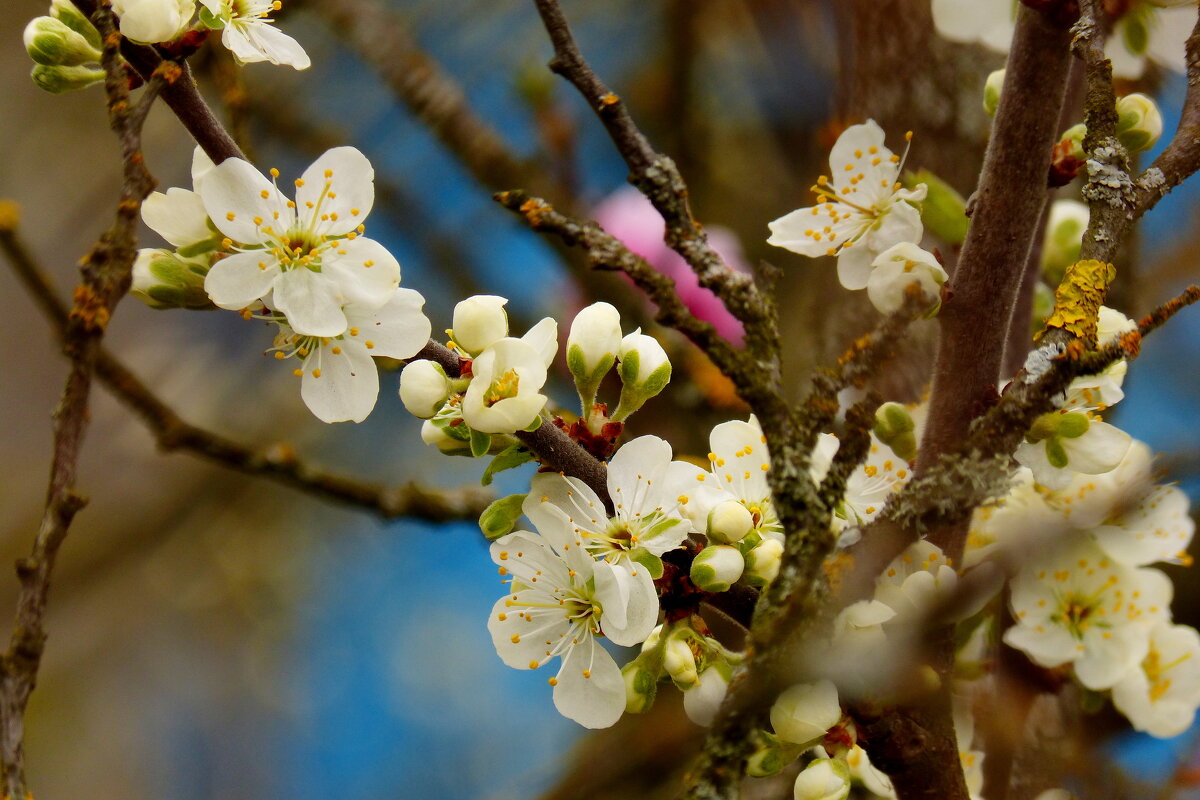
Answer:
682;667;730;727
1111;621;1200;738
112;0;194;44
460;337;549;434
200;147;399;336
269;288;430;423
1004;538;1172;689
768;120;926;291
793;758;851;800
866;242;947;315
199;0;310;69
1015;411;1132;491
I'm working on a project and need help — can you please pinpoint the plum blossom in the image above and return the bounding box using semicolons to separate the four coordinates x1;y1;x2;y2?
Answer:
768;120;926;291
199;0;310;69
200;147;399;336
268;287;430;423
931;0;1195;80
1111;621;1200;737
488;525;656;728
1015;410;1132;491
1004;538;1172;689
526;435;691;582
460;318;557;434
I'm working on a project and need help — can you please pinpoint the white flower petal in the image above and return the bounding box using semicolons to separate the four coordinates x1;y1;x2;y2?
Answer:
274;268;348;337
320;236;402;311
553;636;625;729
199;157;294;243
836;242;875;291
296;147;375;235
344;287;431;360
299;339;378;423
203;251;279;309
142;188;210;247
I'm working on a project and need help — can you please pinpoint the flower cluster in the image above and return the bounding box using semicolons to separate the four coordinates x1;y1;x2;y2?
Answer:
134;146;431;422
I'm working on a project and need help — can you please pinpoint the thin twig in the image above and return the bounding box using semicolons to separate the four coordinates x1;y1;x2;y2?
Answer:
0;11;159;794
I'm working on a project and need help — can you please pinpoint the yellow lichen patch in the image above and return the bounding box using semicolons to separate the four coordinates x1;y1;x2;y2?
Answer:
1038;259;1116;345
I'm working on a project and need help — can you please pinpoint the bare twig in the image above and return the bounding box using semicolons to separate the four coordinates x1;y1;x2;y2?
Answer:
0;11;160;794
0;221;491;523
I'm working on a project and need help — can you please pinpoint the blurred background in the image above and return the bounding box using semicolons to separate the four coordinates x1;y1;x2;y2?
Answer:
2;0;1200;798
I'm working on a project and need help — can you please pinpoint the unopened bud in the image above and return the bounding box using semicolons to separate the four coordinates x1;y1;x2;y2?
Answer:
690;545;745;593
707;500;753;544
622;659;658;713
111;0;196;44
904;169;967;246
130;249;213;310
683;666;730;727
50;0;102;48
983;68;1004;117
613;330;671;420
1116;92;1162;153
399;359;452;418
743;537;784;587
793;758;851;800
25;16;102;66
29;62;104;94
663;636;698;687
873;402;916;462
1050;123;1087;187
451;294;509;354
567;302;622;407
770;679;842;748
1041;199;1089;285
478;494;526;541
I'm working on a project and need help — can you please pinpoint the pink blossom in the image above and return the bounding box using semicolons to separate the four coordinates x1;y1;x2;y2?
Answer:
592;187;749;345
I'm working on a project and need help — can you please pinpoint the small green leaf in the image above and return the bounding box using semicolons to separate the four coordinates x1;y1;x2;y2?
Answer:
481;445;534;486
469;427;492;458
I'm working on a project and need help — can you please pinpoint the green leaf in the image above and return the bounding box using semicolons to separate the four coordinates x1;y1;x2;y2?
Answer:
469;427;492;458
481;445;534;486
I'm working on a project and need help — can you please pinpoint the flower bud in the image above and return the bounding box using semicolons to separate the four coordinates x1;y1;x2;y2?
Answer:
640;624;664;654
24;16;102;66
567;302;622;405
420;419;472;455
1041;199;1089;285
29;62;104;94
663;636;698;687
867;242;947;316
793;758;851;800
130;249;213;310
398;360;452;419
478;494;526;541
1116;92;1162;153
873;402;916;462
690;545;745;592
707;500;754;544
770;679;842;748
451;295;509;354
1050;123;1087;186
743;537;784;587
746;730;788;777
50;0;102;48
111;0;196;44
683;666;729;727
622;660;658;714
613;330;671;420
983;68;1004;117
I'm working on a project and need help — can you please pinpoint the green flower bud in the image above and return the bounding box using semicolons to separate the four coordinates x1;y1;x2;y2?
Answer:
743;537;783;587
567;301;622;409
663;635;698;687
1060;123;1087;163
621;660;658;714
983;68;1004;117
792;758;851;800
30;62;105;94
690;544;745;593
707;499;753;544
130;249;213;310
25;16;102;66
1116;92;1163;153
1056;411;1091;439
1041;199;1089;285
613;330;671;421
478;494;526;542
50;0;103;48
873;402;917;461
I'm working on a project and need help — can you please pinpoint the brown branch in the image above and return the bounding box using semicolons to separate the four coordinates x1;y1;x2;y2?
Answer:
529;0;762;330
0;11;159;795
0;222;491;523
